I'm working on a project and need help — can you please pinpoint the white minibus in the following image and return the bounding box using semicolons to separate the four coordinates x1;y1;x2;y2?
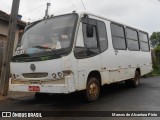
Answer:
10;11;152;102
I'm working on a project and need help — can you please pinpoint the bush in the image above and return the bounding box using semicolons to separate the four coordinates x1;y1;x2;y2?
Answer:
151;45;160;76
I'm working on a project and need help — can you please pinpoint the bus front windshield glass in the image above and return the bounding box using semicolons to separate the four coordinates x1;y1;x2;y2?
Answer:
14;14;78;58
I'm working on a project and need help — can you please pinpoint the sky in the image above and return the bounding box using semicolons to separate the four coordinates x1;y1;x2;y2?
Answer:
0;0;160;35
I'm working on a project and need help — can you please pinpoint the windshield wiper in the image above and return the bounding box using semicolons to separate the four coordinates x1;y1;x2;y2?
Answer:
12;53;30;58
32;46;52;50
32;46;61;57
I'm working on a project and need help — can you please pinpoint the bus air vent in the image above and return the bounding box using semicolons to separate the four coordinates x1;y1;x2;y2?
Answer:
22;73;48;78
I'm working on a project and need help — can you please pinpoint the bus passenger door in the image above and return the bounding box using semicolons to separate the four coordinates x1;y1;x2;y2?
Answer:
74;18;101;90
96;21;111;84
108;23;129;82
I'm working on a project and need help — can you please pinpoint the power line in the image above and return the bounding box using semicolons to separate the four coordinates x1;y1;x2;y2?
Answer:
67;0;77;10
49;0;76;15
150;0;160;7
81;0;86;10
21;3;46;15
24;9;46;22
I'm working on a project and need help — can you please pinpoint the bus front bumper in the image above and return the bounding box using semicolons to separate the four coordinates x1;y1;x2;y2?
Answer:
9;77;76;94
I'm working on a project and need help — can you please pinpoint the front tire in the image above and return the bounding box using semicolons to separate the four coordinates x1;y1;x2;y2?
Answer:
85;77;100;102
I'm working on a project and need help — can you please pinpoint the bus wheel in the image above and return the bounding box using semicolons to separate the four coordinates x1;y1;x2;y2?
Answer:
85;77;100;102
132;71;140;88
125;71;140;88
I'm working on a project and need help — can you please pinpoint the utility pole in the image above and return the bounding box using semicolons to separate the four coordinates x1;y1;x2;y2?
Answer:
45;2;51;17
0;0;20;96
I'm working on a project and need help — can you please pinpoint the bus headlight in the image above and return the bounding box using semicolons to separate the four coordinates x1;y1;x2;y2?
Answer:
11;74;16;79
16;75;20;79
52;71;73;80
52;73;57;79
58;72;63;78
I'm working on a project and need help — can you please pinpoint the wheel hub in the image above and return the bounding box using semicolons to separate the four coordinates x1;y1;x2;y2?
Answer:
89;82;98;98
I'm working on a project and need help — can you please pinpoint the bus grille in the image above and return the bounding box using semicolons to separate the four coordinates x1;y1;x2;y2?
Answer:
22;73;48;78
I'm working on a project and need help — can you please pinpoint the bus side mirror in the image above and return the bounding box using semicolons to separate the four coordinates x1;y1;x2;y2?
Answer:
87;24;93;37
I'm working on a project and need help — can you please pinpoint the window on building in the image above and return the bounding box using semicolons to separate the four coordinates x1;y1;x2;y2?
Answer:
0;34;7;73
111;23;126;50
0;34;7;48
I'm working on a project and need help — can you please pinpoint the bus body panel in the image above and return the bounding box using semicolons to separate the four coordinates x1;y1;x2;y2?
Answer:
9;12;153;94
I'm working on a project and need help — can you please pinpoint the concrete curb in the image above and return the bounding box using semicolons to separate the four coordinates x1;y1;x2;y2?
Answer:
0;95;7;101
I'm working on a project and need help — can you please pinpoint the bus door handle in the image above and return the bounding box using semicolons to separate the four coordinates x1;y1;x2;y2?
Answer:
114;50;118;55
102;67;106;70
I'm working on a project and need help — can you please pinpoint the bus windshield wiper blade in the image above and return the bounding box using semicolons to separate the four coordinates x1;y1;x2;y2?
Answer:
32;46;61;57
32;46;52;50
13;53;30;58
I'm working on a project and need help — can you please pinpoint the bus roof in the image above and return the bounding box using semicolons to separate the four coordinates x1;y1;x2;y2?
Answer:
28;10;148;34
76;11;148;34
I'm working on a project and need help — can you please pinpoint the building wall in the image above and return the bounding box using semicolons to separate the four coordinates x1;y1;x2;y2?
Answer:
0;20;20;74
0;20;19;51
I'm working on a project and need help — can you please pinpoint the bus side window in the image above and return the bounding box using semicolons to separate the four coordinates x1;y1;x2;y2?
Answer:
111;23;126;50
126;28;140;51
97;21;108;52
74;20;99;59
83;23;98;49
139;32;150;52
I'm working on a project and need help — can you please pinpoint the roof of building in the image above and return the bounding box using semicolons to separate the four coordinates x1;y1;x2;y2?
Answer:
0;10;26;29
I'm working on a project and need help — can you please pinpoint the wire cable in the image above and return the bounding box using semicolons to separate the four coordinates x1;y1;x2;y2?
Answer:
68;0;77;10
150;0;160;7
81;0;86;10
21;3;46;15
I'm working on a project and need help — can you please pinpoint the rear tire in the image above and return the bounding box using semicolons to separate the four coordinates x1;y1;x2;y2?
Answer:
132;71;140;88
125;71;140;88
85;77;100;102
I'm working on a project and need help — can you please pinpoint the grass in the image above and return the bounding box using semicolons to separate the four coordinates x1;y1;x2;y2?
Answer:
151;68;160;76
145;65;160;77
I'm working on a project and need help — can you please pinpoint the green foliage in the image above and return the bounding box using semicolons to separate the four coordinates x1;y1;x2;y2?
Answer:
151;44;160;76
154;44;160;52
150;32;160;47
151;67;160;76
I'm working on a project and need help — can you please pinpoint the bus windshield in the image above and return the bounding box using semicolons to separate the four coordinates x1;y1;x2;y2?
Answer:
13;14;78;59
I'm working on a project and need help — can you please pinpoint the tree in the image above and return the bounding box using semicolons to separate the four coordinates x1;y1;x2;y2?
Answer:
154;44;160;70
150;32;160;47
155;44;160;52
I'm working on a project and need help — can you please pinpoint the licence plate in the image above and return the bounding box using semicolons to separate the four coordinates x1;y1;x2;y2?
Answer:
28;86;40;92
